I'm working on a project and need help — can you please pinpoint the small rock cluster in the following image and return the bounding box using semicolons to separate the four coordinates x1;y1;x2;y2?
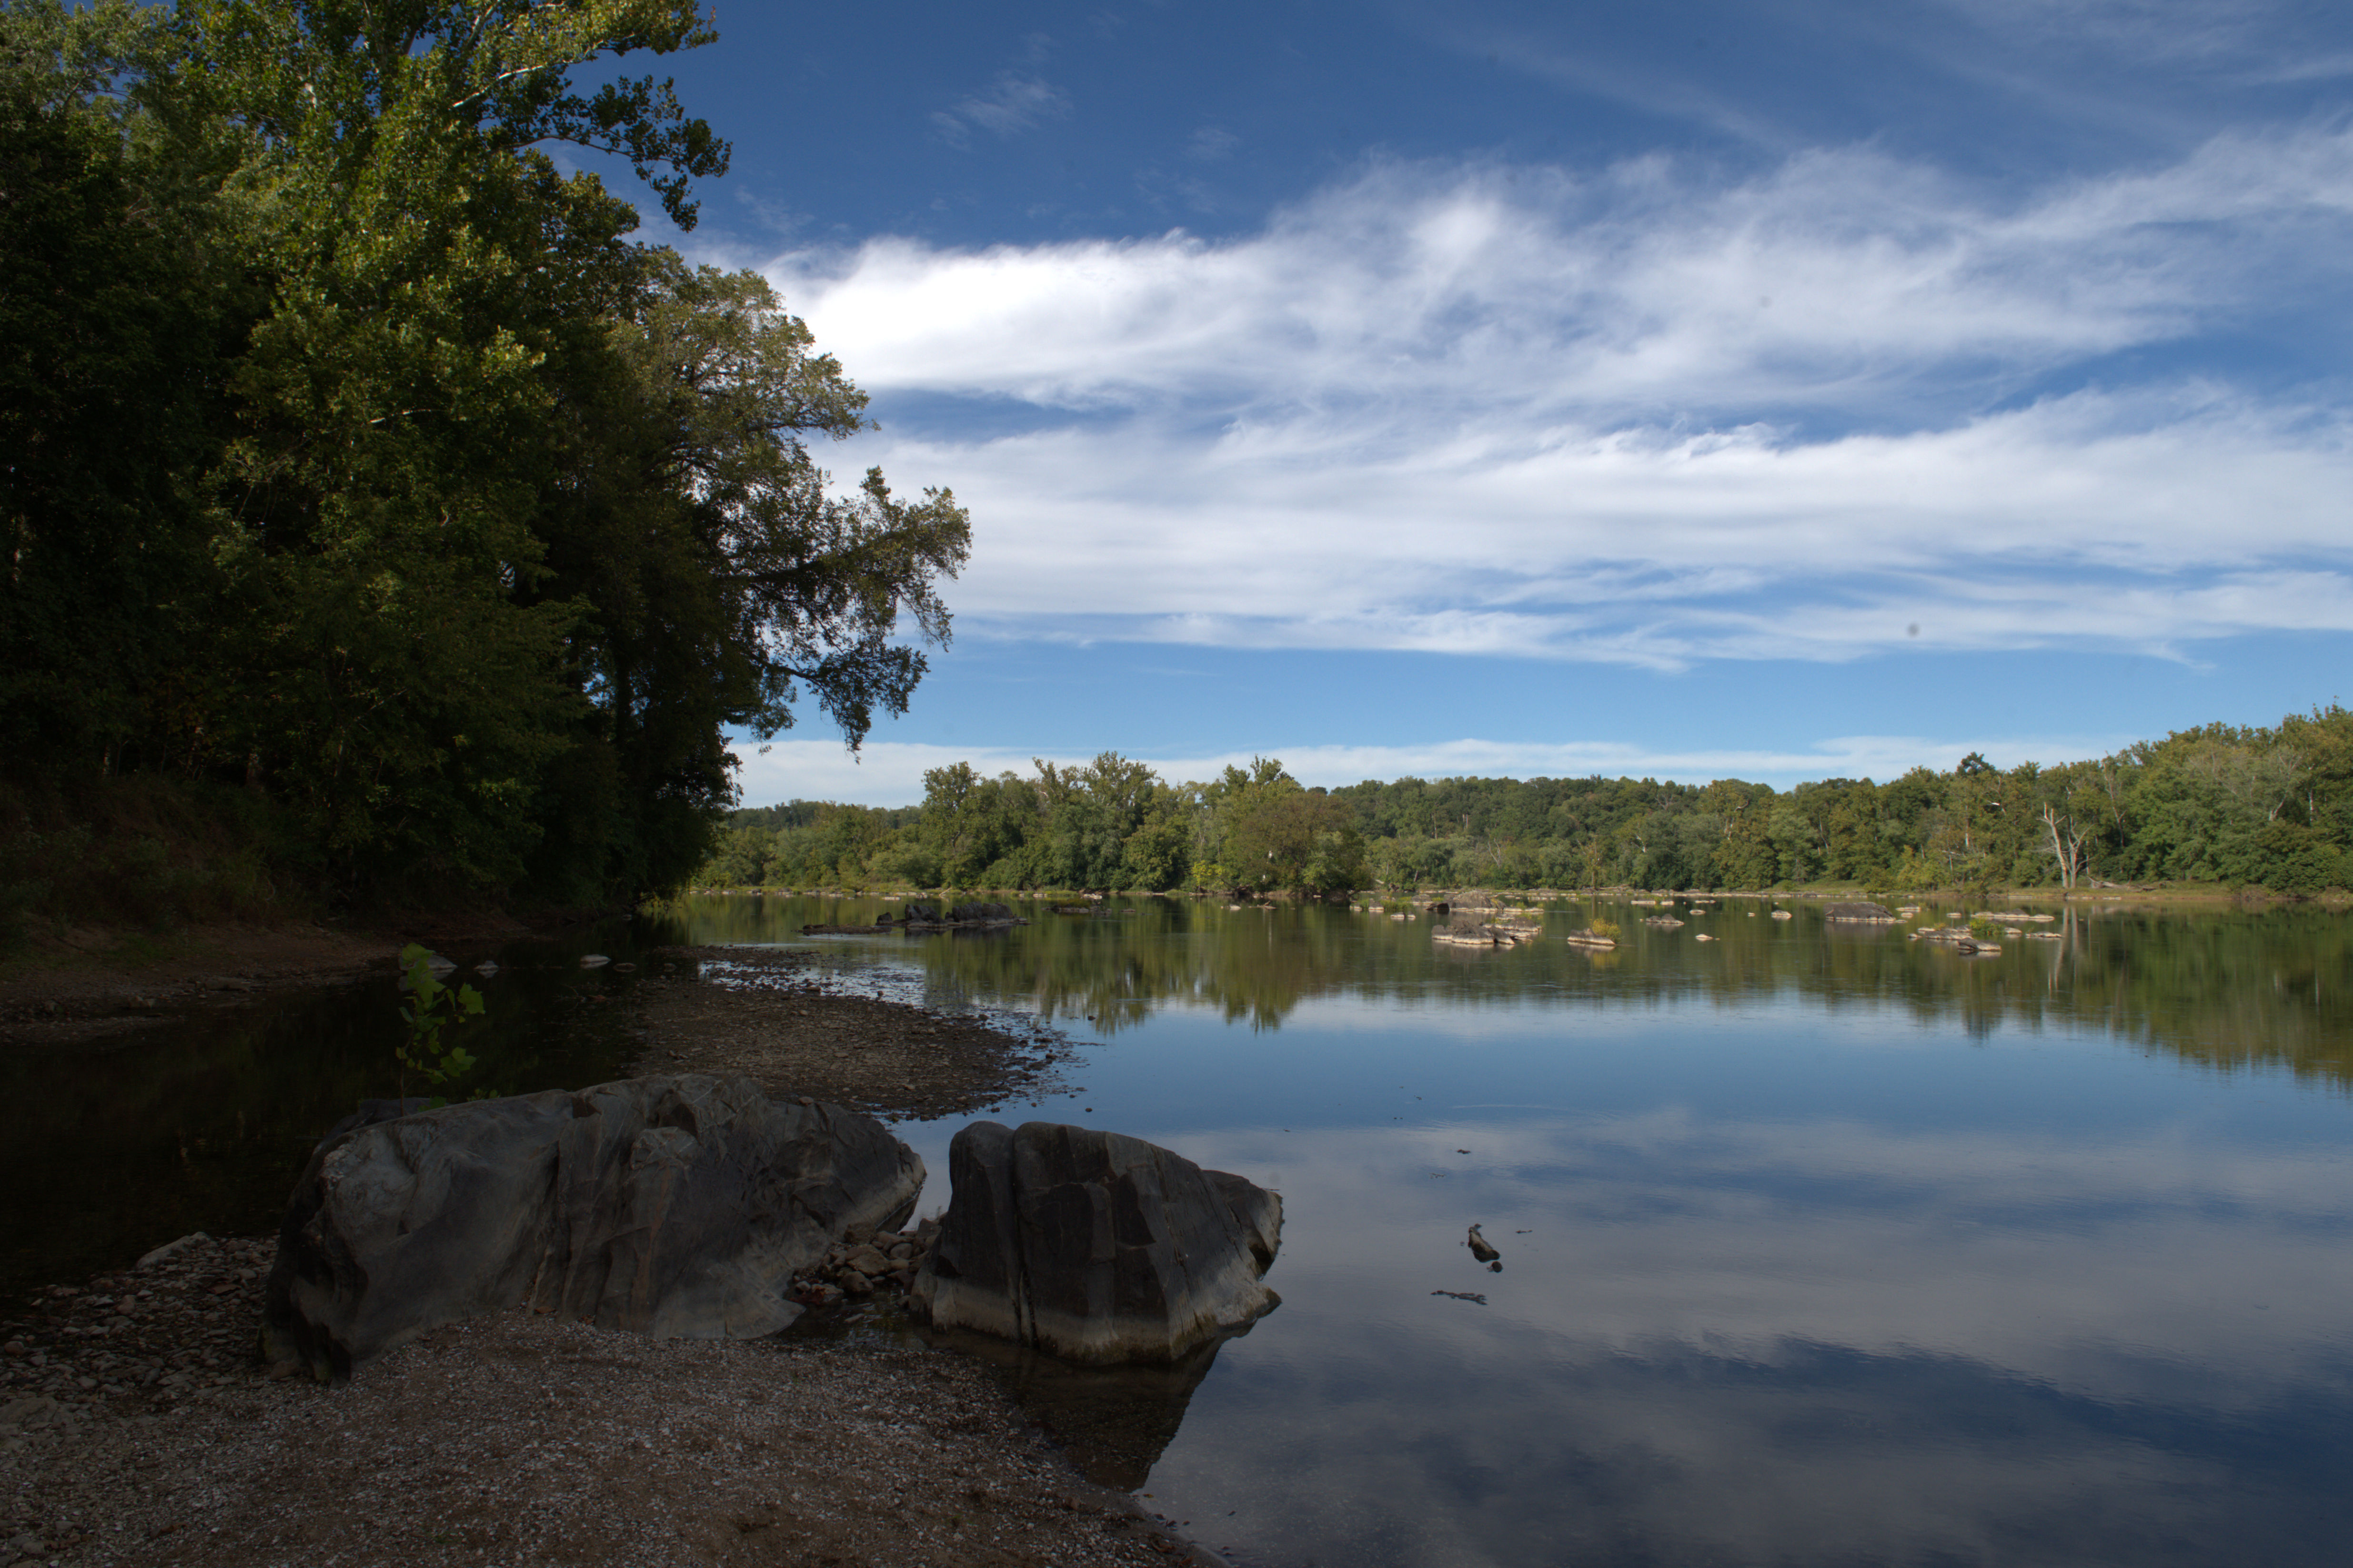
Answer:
801;900;1027;935
1433;911;1544;948
1;1233;269;1555
1;1235;263;1446
792;1219;940;1306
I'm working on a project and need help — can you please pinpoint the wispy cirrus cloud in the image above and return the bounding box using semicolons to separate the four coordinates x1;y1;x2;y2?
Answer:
932;72;1070;146
762;130;2353;668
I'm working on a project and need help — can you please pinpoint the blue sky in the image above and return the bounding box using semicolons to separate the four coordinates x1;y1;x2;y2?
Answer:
596;0;2353;804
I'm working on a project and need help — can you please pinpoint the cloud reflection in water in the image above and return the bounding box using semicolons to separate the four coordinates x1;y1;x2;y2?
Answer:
1133;1113;2353;1567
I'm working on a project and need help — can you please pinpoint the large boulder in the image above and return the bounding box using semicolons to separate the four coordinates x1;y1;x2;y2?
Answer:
262;1074;923;1381
910;1122;1281;1365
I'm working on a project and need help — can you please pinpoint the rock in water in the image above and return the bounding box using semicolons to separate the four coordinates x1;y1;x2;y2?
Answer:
911;1122;1282;1364
261;1074;923;1381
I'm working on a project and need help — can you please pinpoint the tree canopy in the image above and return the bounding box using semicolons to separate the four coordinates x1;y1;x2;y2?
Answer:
686;706;2353;899
0;0;966;907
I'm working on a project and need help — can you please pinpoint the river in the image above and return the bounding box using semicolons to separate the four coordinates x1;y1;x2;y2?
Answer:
7;892;2351;1567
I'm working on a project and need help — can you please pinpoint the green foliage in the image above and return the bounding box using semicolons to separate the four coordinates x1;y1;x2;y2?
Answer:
689;705;2353;900
0;775;296;952
0;1;966;916
394;942;485;1103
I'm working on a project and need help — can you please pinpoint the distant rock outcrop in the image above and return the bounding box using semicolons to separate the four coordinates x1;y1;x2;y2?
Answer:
261;1075;924;1381
911;1122;1282;1365
804;900;1026;935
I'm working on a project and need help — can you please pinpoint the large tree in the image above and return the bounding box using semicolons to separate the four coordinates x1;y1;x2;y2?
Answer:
0;0;966;904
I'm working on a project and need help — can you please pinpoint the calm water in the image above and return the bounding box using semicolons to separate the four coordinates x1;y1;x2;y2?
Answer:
9;894;2353;1567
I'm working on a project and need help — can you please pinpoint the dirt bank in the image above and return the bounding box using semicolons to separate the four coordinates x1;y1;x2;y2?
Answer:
0;898;573;1052
0;923;409;1050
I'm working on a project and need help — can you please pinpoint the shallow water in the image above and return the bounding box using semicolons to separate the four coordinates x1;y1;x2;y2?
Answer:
10;893;2352;1567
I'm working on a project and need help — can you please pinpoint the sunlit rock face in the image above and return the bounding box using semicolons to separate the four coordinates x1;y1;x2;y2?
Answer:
912;1121;1281;1364
262;1075;923;1380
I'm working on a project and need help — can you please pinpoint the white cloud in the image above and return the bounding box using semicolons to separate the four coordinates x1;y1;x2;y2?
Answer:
760;133;2353;665
730;732;2133;806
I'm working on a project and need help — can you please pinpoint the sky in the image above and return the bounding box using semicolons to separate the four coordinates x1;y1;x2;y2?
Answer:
586;0;2353;806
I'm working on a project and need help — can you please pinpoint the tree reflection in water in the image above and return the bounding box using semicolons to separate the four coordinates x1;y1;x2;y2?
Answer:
656;895;2353;1087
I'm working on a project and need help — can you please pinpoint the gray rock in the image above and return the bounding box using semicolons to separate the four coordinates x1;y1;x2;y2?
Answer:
133;1232;211;1270
321;1098;435;1143
261;1074;924;1381
911;1122;1282;1365
0;1395;60;1431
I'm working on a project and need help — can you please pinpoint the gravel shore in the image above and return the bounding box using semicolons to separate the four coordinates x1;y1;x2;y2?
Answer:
0;1232;1210;1567
2;935;1219;1568
617;945;1082;1118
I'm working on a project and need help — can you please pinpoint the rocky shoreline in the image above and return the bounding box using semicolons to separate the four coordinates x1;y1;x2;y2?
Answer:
0;934;1223;1568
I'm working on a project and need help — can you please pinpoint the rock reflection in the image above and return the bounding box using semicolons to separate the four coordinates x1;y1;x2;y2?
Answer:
919;1322;1250;1489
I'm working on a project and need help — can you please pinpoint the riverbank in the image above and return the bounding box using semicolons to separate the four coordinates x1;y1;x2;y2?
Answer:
0;898;573;1052
0;922;410;1050
0;1235;1207;1568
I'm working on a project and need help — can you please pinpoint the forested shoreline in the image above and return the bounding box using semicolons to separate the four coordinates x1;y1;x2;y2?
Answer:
1;1;963;945
693;706;2353;897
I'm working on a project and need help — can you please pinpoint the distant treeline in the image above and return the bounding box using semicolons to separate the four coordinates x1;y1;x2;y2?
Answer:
692;706;2353;896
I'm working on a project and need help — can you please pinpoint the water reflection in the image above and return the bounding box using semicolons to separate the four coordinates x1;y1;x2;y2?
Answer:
0;925;655;1308
1105;1025;2353;1567
921;1324;1248;1490
667;894;2353;1086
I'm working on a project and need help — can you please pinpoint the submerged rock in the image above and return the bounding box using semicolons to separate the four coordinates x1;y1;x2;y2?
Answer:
911;1122;1282;1365
262;1074;923;1381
